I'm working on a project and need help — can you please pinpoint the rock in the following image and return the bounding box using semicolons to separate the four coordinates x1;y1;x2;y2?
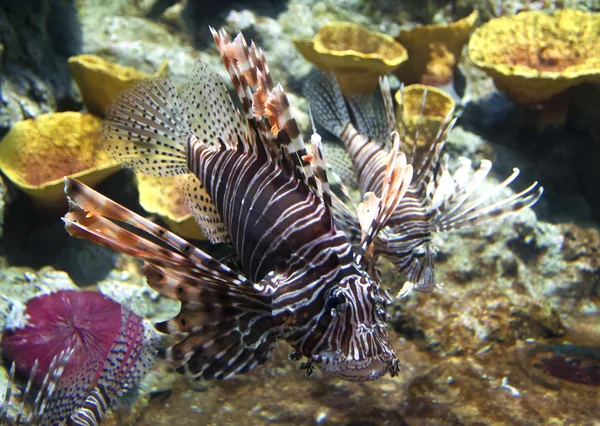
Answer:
97;268;181;323
0;0;82;136
0;175;7;240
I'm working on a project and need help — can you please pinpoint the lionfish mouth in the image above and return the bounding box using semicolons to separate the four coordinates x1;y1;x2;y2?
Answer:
312;352;395;381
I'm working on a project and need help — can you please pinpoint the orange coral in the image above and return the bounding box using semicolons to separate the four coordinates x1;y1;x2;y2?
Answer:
135;173;205;240
0;112;119;205
396;84;455;153
294;22;408;94
396;10;478;86
468;9;600;104
69;54;168;116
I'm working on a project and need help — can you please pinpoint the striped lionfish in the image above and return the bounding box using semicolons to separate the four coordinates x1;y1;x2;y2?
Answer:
304;72;543;296
62;28;413;381
0;290;159;425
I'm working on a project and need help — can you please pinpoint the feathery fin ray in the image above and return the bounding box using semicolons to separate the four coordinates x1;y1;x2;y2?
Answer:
63;178;278;380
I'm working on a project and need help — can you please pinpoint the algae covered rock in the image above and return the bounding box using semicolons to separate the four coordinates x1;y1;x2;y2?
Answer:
0;0;82;134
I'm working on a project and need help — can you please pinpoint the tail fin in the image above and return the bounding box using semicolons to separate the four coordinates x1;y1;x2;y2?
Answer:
63;179;279;380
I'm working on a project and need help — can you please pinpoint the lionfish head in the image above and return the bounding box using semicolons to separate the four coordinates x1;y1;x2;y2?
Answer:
311;271;398;381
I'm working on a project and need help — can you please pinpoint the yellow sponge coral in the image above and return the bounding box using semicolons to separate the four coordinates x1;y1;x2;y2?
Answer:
0;112;120;205
395;84;455;154
135;173;205;241
396;10;478;85
468;9;600;104
294;22;408;94
69;54;169;117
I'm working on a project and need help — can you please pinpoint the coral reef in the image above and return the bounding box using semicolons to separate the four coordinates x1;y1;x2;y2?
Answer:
1;289;161;424
396;84;456;161
395;10;479;86
294;22;407;94
0;112;119;206
69;54;169;117
468;9;600;105
0;0;599;424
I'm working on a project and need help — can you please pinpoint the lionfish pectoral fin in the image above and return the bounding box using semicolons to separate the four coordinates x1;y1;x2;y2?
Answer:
355;132;413;263
433;163;544;232
346;77;397;148
64;178;249;288
154;268;279;380
64;179;276;381
180;173;230;244
102;78;189;177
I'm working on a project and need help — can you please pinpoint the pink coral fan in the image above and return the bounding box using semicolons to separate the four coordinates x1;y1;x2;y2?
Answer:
1;290;160;425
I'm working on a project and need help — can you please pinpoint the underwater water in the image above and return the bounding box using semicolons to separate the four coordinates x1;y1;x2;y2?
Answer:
0;0;599;425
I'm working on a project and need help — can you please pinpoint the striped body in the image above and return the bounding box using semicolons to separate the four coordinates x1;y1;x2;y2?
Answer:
338;121;437;289
64;29;404;382
304;71;543;295
188;138;337;282
187;132;396;377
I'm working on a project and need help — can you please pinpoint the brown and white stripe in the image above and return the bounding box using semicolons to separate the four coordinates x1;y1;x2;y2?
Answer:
304;71;543;295
66;28;401;384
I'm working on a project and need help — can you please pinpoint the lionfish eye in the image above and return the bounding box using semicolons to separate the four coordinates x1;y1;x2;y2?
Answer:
326;295;346;315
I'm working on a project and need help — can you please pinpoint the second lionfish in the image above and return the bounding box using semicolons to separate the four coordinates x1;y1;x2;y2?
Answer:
304;72;543;296
63;29;413;381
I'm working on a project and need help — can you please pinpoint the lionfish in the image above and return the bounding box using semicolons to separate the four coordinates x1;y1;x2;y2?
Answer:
62;28;413;381
0;290;160;425
304;72;543;296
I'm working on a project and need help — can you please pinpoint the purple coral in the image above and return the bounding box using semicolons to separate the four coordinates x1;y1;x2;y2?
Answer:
1;289;160;424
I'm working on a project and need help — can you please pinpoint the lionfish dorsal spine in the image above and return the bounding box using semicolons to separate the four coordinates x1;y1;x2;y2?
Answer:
32;347;74;424
355;132;413;264
211;28;324;198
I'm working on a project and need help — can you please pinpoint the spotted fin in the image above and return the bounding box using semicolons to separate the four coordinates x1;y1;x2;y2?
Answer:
63;178;279;380
181;173;230;244
102;66;231;244
103;78;188;177
346;77;397;148
320;140;357;188
181;61;250;151
303;70;351;139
